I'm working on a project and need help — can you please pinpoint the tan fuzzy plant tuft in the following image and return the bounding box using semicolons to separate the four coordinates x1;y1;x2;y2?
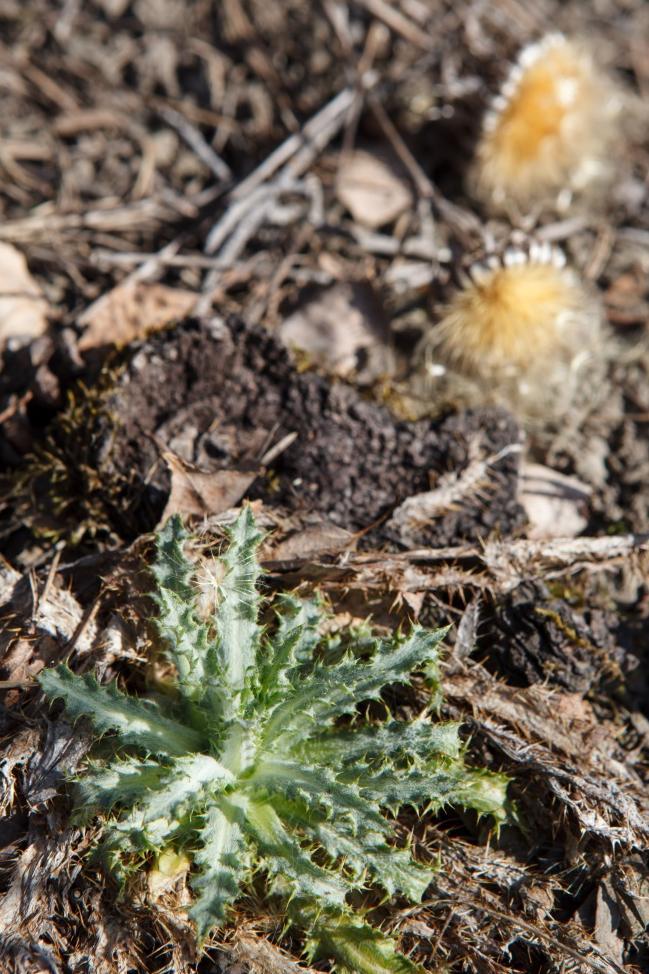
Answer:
471;33;622;211
423;242;604;419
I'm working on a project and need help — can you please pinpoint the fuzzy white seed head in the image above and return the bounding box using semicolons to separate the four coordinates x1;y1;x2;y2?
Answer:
424;247;604;419
194;554;226;621
470;34;622;211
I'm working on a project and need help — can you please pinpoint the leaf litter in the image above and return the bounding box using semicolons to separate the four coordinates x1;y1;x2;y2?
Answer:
0;0;648;972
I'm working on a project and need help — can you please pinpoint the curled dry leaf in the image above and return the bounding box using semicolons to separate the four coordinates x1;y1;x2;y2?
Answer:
280;281;393;384
0;241;49;349
78;281;198;352
160;451;258;523
519;462;591;539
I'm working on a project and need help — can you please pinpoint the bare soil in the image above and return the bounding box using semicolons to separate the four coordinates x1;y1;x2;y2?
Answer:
88;317;524;543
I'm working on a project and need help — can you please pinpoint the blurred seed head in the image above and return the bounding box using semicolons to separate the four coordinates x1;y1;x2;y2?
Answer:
423;242;605;420
470;34;623;212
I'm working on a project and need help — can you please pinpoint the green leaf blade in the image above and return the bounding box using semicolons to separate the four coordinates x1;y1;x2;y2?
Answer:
101;753;234;862
152;515;221;720
306;908;425;974
350;762;509;820
298;719;462;769
250;758;389;835
38;665;204;756
216;507;264;701
73;756;167;821
190;799;248;942
244;799;350;908
269;794;433;901
263;626;449;745
256;595;324;704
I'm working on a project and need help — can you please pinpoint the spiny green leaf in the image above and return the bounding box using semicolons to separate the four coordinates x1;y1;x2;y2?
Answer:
298;719;462;769
314;820;434;901
73;756;166;821
273;795;433;901
351;763;508;819
269;791;388;850
244;799;351;907
217;506;263;701
102;753;234;854
452;768;510;823
262;626;448;744
153;587;211;694
151;515;224;729
38;665;204;755
250;758;389;834
151;514;194;601
306;907;425;974
190;798;249;942
255;595;323;707
277;596;324;665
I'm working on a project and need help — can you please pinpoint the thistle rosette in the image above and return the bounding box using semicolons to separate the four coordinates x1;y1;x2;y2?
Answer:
39;508;508;973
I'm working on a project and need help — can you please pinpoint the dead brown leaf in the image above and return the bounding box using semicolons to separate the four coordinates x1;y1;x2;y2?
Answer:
0;241;49;348
519;462;591;539
592;881;624;967
160;451;257;523
264;521;354;564
280;281;393;384
336;147;413;229
78;280;197;352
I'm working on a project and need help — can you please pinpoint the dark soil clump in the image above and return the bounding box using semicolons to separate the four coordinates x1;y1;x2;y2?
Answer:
94;317;526;546
484;580;637;695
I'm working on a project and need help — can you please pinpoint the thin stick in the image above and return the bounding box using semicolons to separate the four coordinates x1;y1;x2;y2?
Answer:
63;595;102;656
355;0;434;50
91;250;245;270
0;390;33;426
40;544;64;607
157;105;233;183
368;94;484;245
229;86;357;202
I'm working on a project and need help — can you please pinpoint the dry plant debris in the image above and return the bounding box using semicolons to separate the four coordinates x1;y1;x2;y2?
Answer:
0;1;648;972
77;281;198;352
335;147;413;229
0;242;49;349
